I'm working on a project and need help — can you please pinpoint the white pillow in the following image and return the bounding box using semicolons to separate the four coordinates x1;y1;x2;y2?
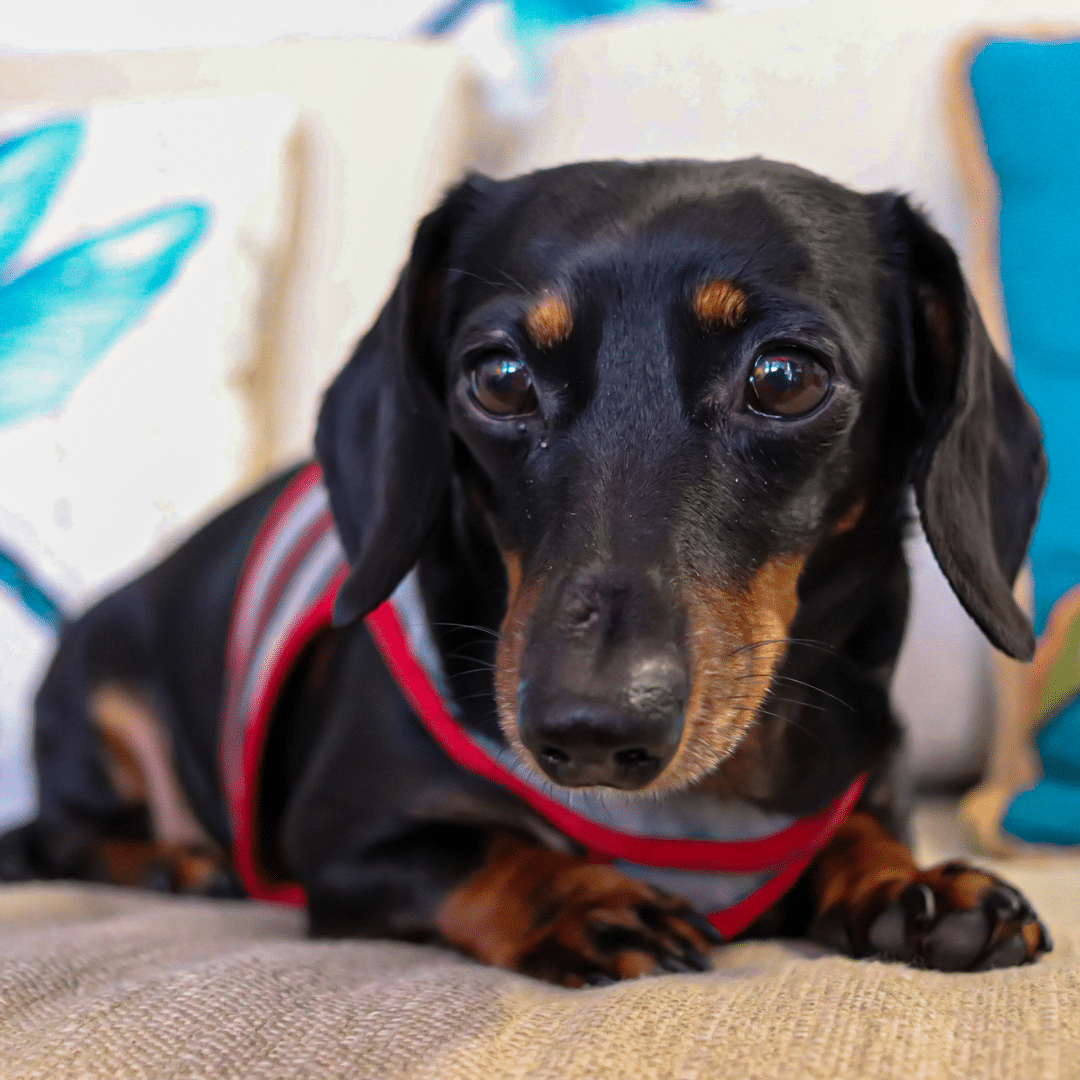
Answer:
0;96;295;827
0;38;482;471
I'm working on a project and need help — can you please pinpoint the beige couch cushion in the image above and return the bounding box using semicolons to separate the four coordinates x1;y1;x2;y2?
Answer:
1;804;1076;1079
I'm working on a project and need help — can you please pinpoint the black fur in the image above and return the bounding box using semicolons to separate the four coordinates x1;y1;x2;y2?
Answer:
1;160;1045;960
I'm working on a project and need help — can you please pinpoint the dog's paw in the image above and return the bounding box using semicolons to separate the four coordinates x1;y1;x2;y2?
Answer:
97;839;234;895
814;860;1052;972
437;838;720;988
515;866;722;987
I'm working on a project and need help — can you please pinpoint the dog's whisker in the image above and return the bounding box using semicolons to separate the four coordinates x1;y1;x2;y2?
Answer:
489;263;529;295
762;674;856;713
453;690;500;703
439;642;496;659
442;267;503;291
727;637;844;661
730;235;772;282
729;675;833;713
445;667;498;680
725;704;825;747
439;645;496;661
432;621;501;639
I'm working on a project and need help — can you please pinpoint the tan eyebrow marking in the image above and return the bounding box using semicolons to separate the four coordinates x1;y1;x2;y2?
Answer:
692;279;748;329
525;294;573;348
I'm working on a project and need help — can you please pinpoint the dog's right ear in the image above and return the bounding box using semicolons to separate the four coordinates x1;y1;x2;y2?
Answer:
869;193;1046;661
316;177;488;625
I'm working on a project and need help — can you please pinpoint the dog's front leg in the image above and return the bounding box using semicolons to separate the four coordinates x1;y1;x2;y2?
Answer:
808;811;1051;970
436;832;721;986
307;826;719;987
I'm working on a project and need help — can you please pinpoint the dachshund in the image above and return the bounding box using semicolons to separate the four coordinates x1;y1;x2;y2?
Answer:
0;159;1052;986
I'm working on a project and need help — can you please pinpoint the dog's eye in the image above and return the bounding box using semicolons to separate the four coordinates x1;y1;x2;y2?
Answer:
746;353;830;417
469;356;538;417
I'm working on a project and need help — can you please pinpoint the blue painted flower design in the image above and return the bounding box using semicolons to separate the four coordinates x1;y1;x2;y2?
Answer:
0;116;210;624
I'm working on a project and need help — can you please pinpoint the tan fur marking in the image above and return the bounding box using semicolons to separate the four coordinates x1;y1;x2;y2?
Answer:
501;549;522;609
1021;920;1042;955
750;553;806;637
660;553;806;792
492;553;805;795
494;568;546;764
813;811;919;914
524;294;572;348
437;834;596;972
437;832;712;985
90;685;214;850
97;722;148;804
833;497;867;535
97;839;226;891
692;279;748;328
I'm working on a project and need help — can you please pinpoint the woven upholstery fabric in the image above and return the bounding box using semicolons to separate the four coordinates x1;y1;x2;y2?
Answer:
0;807;1078;1080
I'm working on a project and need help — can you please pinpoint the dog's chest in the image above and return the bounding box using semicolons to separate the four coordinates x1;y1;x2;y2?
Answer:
224;469;857;927
502;768;798;912
393;567;802;911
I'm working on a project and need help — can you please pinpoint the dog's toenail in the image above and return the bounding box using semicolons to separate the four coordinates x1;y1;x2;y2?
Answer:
984;886;1023;921
900;882;936;926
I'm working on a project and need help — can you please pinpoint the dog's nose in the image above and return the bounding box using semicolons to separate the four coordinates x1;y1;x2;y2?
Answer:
519;659;686;789
515;562;689;789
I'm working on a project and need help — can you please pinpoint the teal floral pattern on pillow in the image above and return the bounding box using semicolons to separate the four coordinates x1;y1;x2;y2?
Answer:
0;117;209;625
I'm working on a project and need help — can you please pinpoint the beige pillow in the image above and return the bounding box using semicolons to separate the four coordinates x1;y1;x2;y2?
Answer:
506;2;1080;784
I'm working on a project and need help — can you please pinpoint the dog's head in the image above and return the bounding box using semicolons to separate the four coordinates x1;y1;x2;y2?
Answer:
316;160;1044;796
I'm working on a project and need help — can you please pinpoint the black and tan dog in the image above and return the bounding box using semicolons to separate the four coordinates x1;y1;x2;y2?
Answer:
0;159;1052;986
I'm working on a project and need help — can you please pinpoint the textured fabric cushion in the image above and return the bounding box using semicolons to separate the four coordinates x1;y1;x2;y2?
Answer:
0;805;1077;1080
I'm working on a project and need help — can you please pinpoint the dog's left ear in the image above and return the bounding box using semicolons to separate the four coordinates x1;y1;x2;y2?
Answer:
316;178;487;625
870;194;1046;661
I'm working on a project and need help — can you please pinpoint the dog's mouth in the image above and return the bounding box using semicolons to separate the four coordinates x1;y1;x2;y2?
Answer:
492;554;805;796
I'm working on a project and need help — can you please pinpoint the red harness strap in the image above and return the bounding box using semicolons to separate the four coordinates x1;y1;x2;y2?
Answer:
221;462;866;937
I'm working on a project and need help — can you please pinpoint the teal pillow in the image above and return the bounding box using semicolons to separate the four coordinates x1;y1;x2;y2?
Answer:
970;40;1080;843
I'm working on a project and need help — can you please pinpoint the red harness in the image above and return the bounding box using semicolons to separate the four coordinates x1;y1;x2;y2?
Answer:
221;462;865;937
